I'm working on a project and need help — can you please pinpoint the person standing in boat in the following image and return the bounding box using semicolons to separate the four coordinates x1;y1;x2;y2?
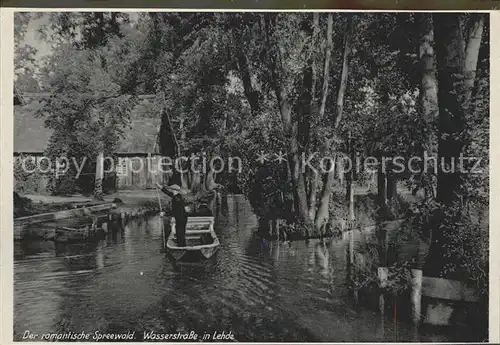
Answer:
156;182;193;247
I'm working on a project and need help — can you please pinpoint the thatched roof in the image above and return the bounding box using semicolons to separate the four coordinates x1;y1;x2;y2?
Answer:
14;93;161;154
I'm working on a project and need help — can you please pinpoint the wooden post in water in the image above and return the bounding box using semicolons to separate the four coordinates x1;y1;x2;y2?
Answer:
378;266;388;314
221;193;228;215
377;224;388;317
94;152;104;200
411;269;423;327
377;264;388;338
347;131;356;284
347;131;355;223
348;213;355;271
276;219;280;241
346;227;358;306
349;230;354;271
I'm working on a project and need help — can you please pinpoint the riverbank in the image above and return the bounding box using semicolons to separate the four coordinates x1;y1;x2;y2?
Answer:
13;190;171;241
20;190;167;207
14;190;167;217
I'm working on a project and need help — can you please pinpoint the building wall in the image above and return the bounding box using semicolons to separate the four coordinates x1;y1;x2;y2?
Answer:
115;155;164;190
14;153;164;193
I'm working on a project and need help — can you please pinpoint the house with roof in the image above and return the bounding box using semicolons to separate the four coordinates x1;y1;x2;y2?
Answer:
14;90;164;193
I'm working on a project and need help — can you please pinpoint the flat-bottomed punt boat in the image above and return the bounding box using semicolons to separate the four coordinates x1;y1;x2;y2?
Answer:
165;216;220;262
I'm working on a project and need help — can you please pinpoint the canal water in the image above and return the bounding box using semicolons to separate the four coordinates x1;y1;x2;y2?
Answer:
14;195;453;342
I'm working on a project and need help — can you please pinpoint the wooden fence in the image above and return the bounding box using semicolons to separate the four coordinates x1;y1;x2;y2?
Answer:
344;221;480;327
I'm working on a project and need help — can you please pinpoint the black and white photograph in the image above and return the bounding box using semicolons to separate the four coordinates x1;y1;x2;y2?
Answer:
10;10;490;342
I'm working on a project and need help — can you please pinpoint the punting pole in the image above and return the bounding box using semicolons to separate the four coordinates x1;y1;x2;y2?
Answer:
156;182;166;251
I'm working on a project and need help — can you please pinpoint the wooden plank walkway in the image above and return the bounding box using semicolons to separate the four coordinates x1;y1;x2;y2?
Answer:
422;276;479;302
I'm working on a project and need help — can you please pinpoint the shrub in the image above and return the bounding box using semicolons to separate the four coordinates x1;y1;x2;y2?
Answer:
385;260;413;295
13;155;50;195
395;197;488;296
441;199;489;296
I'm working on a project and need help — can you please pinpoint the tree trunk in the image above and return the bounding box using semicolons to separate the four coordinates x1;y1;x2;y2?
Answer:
235;38;260;115
205;168;216;191
297;15;315;162
433;14;467;204
377;166;387;207
463;14;485;108
417;13;439;200
298;14;318;226
315;15;353;231
346;132;355;222
315;156;336;234
264;14;310;228
418;13;439;131
190;169;202;193
334;15;353;129
348;179;355;222
319;13;333;120
423;13;483;277
308;13;333;224
289;152;310;228
386;173;398;201
308;171;318;223
461;14;485;207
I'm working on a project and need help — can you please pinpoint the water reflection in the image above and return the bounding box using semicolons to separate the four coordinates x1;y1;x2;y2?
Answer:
314;241;330;278
14;195;455;342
